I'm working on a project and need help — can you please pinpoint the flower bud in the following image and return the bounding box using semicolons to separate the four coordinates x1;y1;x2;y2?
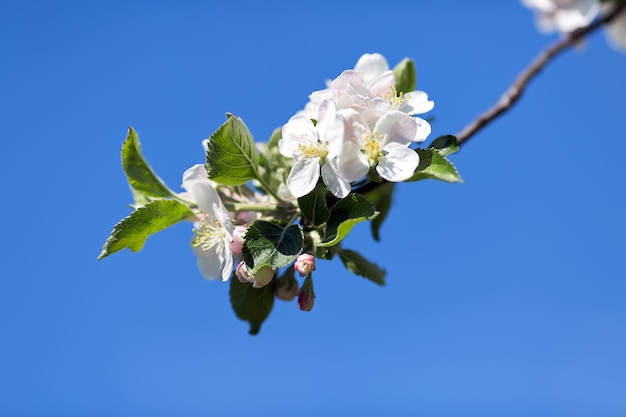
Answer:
235;261;275;288
274;268;299;301
294;253;316;276
235;261;252;284
297;275;315;312
251;266;275;288
230;225;248;255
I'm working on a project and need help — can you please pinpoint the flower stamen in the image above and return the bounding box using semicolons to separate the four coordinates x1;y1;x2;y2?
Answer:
297;140;329;160
192;217;228;251
362;130;385;160
382;86;411;110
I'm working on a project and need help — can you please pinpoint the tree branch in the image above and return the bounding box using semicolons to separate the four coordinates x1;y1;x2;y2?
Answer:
455;0;626;146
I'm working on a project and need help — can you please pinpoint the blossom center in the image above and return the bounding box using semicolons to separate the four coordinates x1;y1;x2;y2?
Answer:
382;86;410;110
362;130;385;160
297;138;329;160
192;216;228;251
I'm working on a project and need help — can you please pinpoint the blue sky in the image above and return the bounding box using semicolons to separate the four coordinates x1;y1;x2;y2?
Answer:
1;1;625;416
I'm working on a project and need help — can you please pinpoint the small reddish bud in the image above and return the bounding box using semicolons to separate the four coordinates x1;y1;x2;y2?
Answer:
297;275;315;312
297;290;315;311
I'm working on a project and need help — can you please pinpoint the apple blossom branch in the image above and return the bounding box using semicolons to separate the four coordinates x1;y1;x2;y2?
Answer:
455;0;626;146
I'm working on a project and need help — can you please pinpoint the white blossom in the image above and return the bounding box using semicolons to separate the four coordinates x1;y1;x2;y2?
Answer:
337;109;423;183
182;164;234;281
280;100;350;198
521;0;599;33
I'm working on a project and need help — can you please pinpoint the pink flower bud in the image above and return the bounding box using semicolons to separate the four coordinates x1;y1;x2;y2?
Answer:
235;261;252;284
230;225;248;255
294;253;316;276
236;261;275;288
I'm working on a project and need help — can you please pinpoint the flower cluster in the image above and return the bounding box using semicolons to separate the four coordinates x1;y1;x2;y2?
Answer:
279;53;434;198
100;8;626;335
100;52;461;334
522;0;626;49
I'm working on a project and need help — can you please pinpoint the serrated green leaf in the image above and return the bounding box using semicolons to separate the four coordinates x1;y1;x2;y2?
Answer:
337;248;386;286
429;134;459;156
98;199;194;259
297;179;330;226
319;194;377;247
229;275;275;335
121;127;176;199
242;221;304;274
407;149;462;183
205;114;259;185
364;182;395;241
393;58;416;93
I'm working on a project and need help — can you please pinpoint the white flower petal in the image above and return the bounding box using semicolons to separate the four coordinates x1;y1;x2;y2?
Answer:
316;100;342;143
375;111;418;147
182;164;209;190
321;162;351;198
523;0;599;33
400;90;435;115
280;115;317;157
221;245;234;281
338;141;369;182
376;148;419;182
193;243;224;281
354;53;390;83
188;181;232;233
368;71;396;98
287;157;321;198
412;117;432;142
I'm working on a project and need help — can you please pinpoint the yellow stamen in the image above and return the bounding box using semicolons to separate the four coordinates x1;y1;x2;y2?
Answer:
192;217;228;251
381;86;411;110
362;130;385;160
297;137;329;160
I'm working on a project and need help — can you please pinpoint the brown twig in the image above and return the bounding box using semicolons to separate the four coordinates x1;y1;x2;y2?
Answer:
353;3;625;197
455;0;626;146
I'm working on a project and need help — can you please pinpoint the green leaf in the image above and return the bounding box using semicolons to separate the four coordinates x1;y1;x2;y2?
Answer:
393;58;416;93
337;248;386;286
319;194;377;247
242;221;304;274
121;127;176;199
429;134;459;156
205;113;259;185
364;182;395;241
229;275;275;335
297;179;330;226
98;199;194;259
407;149;462;183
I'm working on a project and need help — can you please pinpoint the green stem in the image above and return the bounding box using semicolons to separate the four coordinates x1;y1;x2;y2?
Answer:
230;202;279;212
172;193;197;208
252;170;285;203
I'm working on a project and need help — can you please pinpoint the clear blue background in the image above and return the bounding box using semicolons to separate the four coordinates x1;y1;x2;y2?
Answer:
1;1;625;416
